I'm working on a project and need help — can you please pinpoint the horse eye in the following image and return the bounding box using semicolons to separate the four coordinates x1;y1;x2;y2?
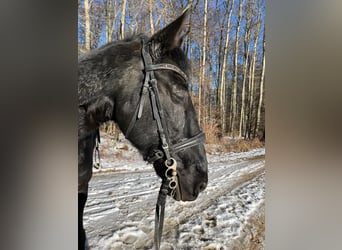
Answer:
172;89;187;103
173;83;187;94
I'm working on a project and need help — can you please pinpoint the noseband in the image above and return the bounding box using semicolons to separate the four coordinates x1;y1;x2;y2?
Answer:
124;39;205;249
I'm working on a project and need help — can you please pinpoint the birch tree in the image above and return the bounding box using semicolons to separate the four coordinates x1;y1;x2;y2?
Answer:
198;0;208;125
105;0;117;43
127;1;144;34
186;1;195;93
149;0;155;35
84;0;91;50
238;2;253;137
246;7;261;139
218;0;234;134
120;0;127;40
229;0;243;136
255;23;265;134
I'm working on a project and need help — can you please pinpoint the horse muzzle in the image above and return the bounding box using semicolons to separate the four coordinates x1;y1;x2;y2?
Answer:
170;174;207;202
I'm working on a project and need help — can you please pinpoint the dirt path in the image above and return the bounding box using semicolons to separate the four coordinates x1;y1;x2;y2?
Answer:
84;150;265;249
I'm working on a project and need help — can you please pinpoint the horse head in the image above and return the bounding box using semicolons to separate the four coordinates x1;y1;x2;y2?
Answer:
119;10;208;201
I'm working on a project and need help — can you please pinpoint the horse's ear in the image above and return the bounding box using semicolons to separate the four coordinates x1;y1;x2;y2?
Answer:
150;8;189;55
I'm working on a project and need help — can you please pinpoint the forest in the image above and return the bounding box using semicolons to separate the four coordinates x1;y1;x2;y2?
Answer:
78;0;265;145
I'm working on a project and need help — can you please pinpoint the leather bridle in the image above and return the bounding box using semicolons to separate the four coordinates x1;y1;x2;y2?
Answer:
124;38;205;249
125;38;205;172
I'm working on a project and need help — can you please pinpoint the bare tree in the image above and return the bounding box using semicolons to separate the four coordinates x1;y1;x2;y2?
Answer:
255;23;265;134
120;0;127;40
84;0;91;50
149;0;155;35
238;1;253;137
218;0;234;134
185;1;194;92
246;5;262;139
198;0;208;125
127;1;144;34
105;0;117;43
230;0;243;136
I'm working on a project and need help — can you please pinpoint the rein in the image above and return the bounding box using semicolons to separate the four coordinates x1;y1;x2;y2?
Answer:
125;38;205;249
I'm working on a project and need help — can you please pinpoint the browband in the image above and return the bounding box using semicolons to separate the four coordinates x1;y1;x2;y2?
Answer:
145;64;188;82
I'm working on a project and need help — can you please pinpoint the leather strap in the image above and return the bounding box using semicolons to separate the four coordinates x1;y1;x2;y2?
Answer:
154;180;168;250
171;132;205;153
145;64;188;82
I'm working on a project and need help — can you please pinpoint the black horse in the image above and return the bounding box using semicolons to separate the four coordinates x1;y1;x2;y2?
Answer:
78;9;208;249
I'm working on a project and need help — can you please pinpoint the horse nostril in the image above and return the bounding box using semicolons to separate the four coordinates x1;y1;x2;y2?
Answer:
198;182;207;192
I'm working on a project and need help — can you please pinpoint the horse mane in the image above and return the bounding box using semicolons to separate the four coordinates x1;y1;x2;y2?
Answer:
78;33;148;61
78;33;189;76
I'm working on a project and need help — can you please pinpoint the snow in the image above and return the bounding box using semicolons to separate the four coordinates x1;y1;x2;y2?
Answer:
84;134;265;249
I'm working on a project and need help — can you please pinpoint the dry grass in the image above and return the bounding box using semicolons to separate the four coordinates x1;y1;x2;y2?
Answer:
201;119;220;144
223;138;264;153
206;137;264;154
200;119;265;154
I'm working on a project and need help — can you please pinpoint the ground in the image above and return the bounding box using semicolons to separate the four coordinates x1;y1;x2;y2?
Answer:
84;133;265;249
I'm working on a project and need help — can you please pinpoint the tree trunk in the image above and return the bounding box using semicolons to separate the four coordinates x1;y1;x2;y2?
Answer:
255;25;265;135
188;2;194;94
120;0;127;40
238;22;251;137
128;1;144;34
199;0;208;126
105;0;116;43
149;0;154;35
84;0;91;50
230;0;243;137
105;0;111;43
246;17;261;139
218;0;234;135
